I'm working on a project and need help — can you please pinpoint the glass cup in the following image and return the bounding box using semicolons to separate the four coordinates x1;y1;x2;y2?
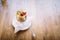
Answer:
16;10;27;22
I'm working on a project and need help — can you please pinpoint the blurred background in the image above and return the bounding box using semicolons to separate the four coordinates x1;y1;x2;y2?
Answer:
0;0;60;40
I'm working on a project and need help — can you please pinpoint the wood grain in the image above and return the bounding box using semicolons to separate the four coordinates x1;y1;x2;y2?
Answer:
0;0;60;40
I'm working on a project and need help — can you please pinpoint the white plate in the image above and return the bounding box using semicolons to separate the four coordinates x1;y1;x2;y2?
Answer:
12;17;31;33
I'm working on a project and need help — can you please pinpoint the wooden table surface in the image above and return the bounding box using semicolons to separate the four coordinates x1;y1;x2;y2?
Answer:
0;0;60;40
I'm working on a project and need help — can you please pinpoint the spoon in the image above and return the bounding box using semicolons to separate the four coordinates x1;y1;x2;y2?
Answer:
30;28;36;38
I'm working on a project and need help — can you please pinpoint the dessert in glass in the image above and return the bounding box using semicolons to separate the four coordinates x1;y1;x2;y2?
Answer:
16;10;27;22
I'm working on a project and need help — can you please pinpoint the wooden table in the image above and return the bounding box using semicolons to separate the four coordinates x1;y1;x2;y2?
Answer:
0;0;60;40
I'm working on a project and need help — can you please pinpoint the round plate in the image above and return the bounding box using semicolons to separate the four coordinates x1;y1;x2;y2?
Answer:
12;18;31;33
